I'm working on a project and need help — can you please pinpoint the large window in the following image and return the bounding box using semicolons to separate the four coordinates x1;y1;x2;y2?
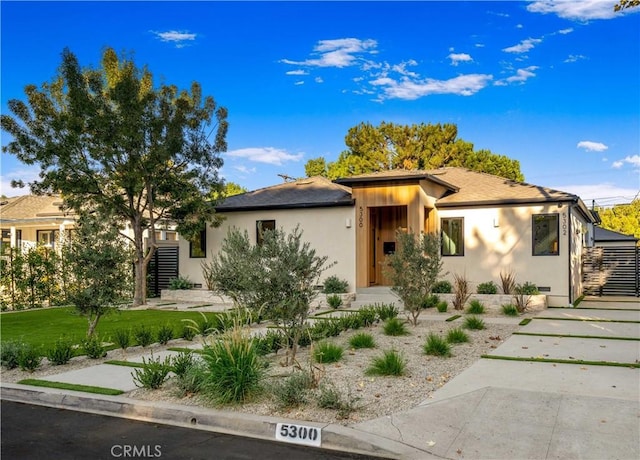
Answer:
441;218;464;256
533;214;559;256
189;228;206;258
37;230;59;248
256;220;276;245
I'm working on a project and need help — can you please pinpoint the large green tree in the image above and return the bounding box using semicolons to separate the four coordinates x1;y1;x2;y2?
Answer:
1;48;228;306
614;0;639;11
597;200;640;242
305;122;524;182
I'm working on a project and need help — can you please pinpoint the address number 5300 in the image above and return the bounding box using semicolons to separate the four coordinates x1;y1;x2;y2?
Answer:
275;423;322;447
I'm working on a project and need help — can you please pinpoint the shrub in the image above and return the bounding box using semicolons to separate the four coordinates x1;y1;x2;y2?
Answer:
113;328;131;351
46;337;74;365
501;304;519;316
436;301;448;313
464;316;486;330
349;332;376;349
255;329;285;356
1;340;26;369
357;307;377;327
500;269;517;294
182;312;216;338
477;281;498;295
157;324;174;345
365;350;406;376
313;342;344;364
432;280;452;294
340;313;364;331
308;320;341;342
452;273;471;310
316;384;359;419
181;325;196;341
133;325;155;347
18;344;43;372
82;335;106;359
171;351;196;378
168;275;192;290
513;282;540;312
466;299;485;314
327;294;343;309
446;328;469;344
272;371;314;408
132;354;172;389
383;317;409;336
421;294;440;309
323;276;350;294
373;303;398;321
200;328;264;404
423;334;451;357
175;362;206;397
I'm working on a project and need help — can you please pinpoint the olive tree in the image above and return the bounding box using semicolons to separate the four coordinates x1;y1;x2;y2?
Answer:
385;231;444;326
203;225;333;365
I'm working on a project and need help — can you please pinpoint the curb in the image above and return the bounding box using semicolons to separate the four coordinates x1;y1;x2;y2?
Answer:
0;382;428;459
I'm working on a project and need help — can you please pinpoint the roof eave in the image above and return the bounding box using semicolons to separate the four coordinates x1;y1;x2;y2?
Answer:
215;200;355;213
435;196;578;209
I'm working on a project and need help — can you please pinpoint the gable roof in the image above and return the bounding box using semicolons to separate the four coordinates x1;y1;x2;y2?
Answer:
593;226;638;242
215;176;354;212
0;195;75;223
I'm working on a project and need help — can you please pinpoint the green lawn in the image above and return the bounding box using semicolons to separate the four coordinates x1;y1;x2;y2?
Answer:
0;307;210;352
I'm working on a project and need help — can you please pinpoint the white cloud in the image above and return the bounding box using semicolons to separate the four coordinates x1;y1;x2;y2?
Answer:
281;38;378;68
527;0;625;21
226;147;304;165
503;66;539;83
371;73;493;100
564;54;587;63
558;28;574;34
503;37;543;53
577;140;608;152
234;165;256;174
448;53;473;66
286;70;308;76
0;166;40;197
612;161;624;169
516;24;524;29
551;183;639;204
616;155;640;168
315;77;324;83
294;81;304;86
150;30;197;48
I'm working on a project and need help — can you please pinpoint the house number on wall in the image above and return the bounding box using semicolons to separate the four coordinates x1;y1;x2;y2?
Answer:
358;206;364;227
561;212;567;236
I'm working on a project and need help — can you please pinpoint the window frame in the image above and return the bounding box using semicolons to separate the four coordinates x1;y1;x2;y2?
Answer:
189;228;207;258
36;229;59;248
532;213;560;256
256;220;276;245
441;217;464;257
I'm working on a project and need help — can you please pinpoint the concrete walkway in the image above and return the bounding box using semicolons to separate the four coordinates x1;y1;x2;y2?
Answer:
2;298;639;459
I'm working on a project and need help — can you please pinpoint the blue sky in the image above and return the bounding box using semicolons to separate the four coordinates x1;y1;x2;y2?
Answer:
1;1;639;206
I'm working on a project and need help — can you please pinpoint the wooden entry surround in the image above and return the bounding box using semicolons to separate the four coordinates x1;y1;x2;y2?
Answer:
345;176;445;288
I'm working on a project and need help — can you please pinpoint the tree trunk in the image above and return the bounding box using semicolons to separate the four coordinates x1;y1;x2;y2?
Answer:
131;219;157;307
87;314;100;337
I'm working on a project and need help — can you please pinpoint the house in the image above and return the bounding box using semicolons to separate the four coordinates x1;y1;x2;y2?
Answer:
178;167;598;307
593;226;638;247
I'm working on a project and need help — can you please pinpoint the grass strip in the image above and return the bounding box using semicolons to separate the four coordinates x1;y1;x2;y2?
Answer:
534;317;640;324
186;304;213;309
481;354;640;368
104;360;145;368
513;332;640;341
309;315;341;321
519;318;532;326
167;347;204;354
445;315;461;322
155;302;177;306
18;379;124;395
548;306;640;312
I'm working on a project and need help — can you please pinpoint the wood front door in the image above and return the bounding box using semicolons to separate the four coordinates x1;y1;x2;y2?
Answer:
368;206;407;285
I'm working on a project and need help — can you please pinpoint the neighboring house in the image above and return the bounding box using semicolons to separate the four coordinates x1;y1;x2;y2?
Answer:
593;226;639;247
0;194;178;252
179;167;597;307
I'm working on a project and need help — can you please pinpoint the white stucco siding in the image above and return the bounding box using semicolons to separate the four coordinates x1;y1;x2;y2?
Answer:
178;206;356;292
437;203;573;306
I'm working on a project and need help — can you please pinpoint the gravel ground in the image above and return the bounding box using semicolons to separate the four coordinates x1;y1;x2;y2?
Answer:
1;313;520;426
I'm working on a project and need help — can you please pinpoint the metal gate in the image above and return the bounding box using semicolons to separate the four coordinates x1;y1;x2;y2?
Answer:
147;244;179;297
583;246;640;297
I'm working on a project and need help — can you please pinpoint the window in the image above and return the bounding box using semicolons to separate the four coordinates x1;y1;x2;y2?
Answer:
256;220;276;245
37;230;59;248
189;228;206;258
441;218;464;256
533;214;559;256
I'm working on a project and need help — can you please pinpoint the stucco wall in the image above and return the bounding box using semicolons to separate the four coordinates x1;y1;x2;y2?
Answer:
436;203;572;306
178;206;357;292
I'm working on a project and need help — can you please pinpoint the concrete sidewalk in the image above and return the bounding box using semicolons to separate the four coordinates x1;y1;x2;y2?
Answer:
2;300;639;459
